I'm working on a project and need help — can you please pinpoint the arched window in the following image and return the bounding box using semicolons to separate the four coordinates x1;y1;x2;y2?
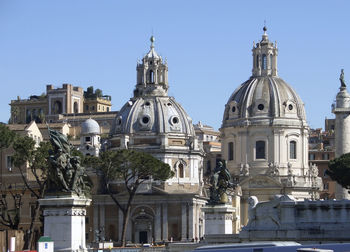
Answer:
290;141;297;159
149;70;154;83
74;102;78;113
256;55;259;68
256;140;266;159
178;163;184;178
262;54;267;70
26;109;31;123
228;142;234;161
53;101;62;114
270;54;273;69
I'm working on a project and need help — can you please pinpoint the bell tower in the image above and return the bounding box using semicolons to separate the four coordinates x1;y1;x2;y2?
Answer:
252;27;278;77
134;36;169;97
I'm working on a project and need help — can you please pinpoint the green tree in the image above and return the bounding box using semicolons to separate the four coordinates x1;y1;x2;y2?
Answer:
0;124;19;229
327;153;350;192
12;137;52;250
95;88;103;98
87;149;174;247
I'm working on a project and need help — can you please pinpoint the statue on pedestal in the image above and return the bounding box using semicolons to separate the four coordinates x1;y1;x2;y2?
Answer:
47;127;92;196
209;160;234;204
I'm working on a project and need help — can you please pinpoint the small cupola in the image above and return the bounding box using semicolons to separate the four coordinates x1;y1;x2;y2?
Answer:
252;26;278;77
134;36;169;97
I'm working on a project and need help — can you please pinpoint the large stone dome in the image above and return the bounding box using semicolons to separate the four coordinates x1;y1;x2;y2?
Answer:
222;76;307;128
111;96;195;136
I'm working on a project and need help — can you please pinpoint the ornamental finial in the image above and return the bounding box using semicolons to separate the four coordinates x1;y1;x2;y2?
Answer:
150;36;155;48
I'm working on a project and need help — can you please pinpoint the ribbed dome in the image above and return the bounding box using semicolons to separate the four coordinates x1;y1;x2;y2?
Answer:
222;76;307;128
111;96;195;136
81;118;100;135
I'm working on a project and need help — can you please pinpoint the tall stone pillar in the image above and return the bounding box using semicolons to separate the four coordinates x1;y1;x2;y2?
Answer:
333;84;350;199
99;205;105;240
154;205;161;242
181;203;187;241
118;210;123;242
188;203;195;240
162;203;168;241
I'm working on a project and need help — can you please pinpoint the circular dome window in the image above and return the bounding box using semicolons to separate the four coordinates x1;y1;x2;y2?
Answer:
167;103;172;106
145;101;151;106
142;116;149;124
117;117;122;125
288;104;293;110
258;104;264;110
172;116;179;124
232;106;236;113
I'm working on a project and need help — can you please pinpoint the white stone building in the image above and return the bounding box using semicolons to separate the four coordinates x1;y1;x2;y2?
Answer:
79;118;101;156
220;27;322;224
91;37;207;244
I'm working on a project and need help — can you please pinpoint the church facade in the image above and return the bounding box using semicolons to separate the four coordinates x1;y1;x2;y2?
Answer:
220;27;322;224
88;37;207;244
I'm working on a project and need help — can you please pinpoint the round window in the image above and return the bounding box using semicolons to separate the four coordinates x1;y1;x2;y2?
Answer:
172;117;179;124
145;101;151;106
142;116;149;124
258;104;264;110
117;117;122;125
288;104;293;110
167;103;172;106
232;106;236;113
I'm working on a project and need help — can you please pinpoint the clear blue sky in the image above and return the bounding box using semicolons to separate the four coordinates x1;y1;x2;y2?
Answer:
0;0;349;130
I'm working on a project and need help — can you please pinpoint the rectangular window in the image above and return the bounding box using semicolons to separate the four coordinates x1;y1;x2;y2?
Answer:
6;156;12;171
228;142;234;161
290;141;297;159
85;136;91;142
256;141;265;159
309;153;315;160
322;153;330;160
323;183;329;190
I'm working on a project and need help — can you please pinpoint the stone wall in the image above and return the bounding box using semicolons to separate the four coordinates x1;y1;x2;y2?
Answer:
240;195;350;242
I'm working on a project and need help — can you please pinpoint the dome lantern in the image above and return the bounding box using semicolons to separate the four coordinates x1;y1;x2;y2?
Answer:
134;36;169;97
252;26;278;77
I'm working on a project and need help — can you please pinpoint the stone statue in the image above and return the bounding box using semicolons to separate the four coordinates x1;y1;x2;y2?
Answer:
48;127;92;196
209;160;234;204
340;69;346;88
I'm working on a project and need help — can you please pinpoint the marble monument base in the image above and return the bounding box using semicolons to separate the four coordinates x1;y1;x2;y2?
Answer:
202;204;235;235
39;195;91;252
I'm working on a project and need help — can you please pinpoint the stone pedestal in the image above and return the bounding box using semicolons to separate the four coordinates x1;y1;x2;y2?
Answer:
39;195;91;252
202;204;235;235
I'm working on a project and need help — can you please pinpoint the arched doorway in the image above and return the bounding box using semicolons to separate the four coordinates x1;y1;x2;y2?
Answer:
131;207;154;244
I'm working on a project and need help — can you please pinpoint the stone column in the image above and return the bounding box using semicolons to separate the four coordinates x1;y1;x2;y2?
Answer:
93;204;99;242
154;205;161;242
181;203;187;241
118;209;123;242
99;205;105;240
162;204;168;241
188;203;195;240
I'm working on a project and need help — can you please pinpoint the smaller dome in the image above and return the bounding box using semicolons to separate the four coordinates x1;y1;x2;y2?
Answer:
81;118;100;135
